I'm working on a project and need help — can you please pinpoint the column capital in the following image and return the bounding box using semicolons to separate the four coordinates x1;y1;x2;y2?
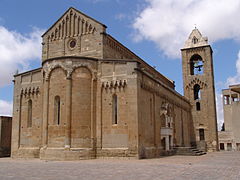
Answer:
44;75;50;82
66;70;73;80
66;76;72;80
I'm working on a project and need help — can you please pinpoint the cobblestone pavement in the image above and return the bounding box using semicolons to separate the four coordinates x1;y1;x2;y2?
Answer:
0;151;239;180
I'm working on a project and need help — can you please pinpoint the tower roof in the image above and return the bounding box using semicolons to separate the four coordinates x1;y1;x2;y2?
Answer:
183;28;208;49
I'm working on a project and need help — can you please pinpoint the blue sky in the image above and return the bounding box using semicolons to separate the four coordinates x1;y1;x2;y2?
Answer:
1;0;240;128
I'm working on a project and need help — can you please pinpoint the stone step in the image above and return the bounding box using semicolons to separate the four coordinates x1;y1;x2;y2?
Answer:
174;147;206;156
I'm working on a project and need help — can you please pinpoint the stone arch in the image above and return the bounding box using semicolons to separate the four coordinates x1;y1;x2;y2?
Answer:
48;65;67;79
190;54;204;75
72;64;95;79
43;63;68;81
186;78;207;90
71;66;92;148
193;84;201;100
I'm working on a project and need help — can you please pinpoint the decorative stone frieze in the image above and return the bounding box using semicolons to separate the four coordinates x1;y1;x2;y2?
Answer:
21;86;40;97
102;79;127;89
185;77;207;90
47;9;96;42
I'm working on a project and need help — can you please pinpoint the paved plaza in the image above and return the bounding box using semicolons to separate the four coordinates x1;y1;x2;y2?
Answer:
0;151;239;180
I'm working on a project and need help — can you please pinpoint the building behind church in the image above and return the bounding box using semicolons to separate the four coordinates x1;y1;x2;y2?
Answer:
219;84;240;151
11;7;218;160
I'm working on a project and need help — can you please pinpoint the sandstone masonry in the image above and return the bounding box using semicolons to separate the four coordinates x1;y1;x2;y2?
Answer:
11;7;218;160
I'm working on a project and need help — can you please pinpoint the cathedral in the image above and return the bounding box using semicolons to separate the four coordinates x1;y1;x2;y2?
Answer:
11;7;218;160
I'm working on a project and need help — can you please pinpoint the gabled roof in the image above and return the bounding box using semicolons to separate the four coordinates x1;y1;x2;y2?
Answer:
183;28;209;49
42;7;107;37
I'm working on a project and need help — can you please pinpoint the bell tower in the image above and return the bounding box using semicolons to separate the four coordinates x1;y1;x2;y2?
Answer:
181;28;218;151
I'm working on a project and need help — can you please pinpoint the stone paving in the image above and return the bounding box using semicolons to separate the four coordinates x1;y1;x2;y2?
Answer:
0;151;239;180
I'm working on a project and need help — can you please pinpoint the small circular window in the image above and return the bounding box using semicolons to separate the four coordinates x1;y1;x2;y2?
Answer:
69;39;76;49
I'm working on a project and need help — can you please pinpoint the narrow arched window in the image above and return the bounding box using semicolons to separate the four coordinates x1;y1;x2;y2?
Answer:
54;96;61;125
192;36;198;44
27;99;32;128
196;102;201;111
112;94;118;125
190;54;204;75
193;84;201;100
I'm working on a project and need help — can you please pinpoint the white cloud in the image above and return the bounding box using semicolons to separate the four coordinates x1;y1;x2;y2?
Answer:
0;100;12;116
115;13;127;21
0;26;44;87
226;50;240;85
133;0;240;58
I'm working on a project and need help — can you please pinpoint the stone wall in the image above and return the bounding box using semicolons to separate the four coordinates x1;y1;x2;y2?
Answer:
0;116;12;157
137;68;193;158
12;68;43;158
71;67;92;148
48;67;66;147
97;60;139;158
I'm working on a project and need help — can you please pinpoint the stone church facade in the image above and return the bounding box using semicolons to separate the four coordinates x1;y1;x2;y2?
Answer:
11;8;218;160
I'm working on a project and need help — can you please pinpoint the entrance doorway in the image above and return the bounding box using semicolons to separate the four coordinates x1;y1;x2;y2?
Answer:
227;143;232;151
236;143;240;151
219;143;224;150
161;138;166;150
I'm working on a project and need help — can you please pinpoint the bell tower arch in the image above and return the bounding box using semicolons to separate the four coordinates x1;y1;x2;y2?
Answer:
181;28;218;151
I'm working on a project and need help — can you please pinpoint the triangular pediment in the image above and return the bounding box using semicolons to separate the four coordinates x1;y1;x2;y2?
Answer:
42;7;107;39
183;28;209;49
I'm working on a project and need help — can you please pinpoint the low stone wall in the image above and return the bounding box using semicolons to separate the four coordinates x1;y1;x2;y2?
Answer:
97;148;138;159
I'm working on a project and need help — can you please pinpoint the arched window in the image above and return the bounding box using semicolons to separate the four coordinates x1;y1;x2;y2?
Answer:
196;102;201;111
193;84;201;100
112;94;118;125
190;54;204;75
27;99;32;128
192;36;198;44
54;96;61;125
